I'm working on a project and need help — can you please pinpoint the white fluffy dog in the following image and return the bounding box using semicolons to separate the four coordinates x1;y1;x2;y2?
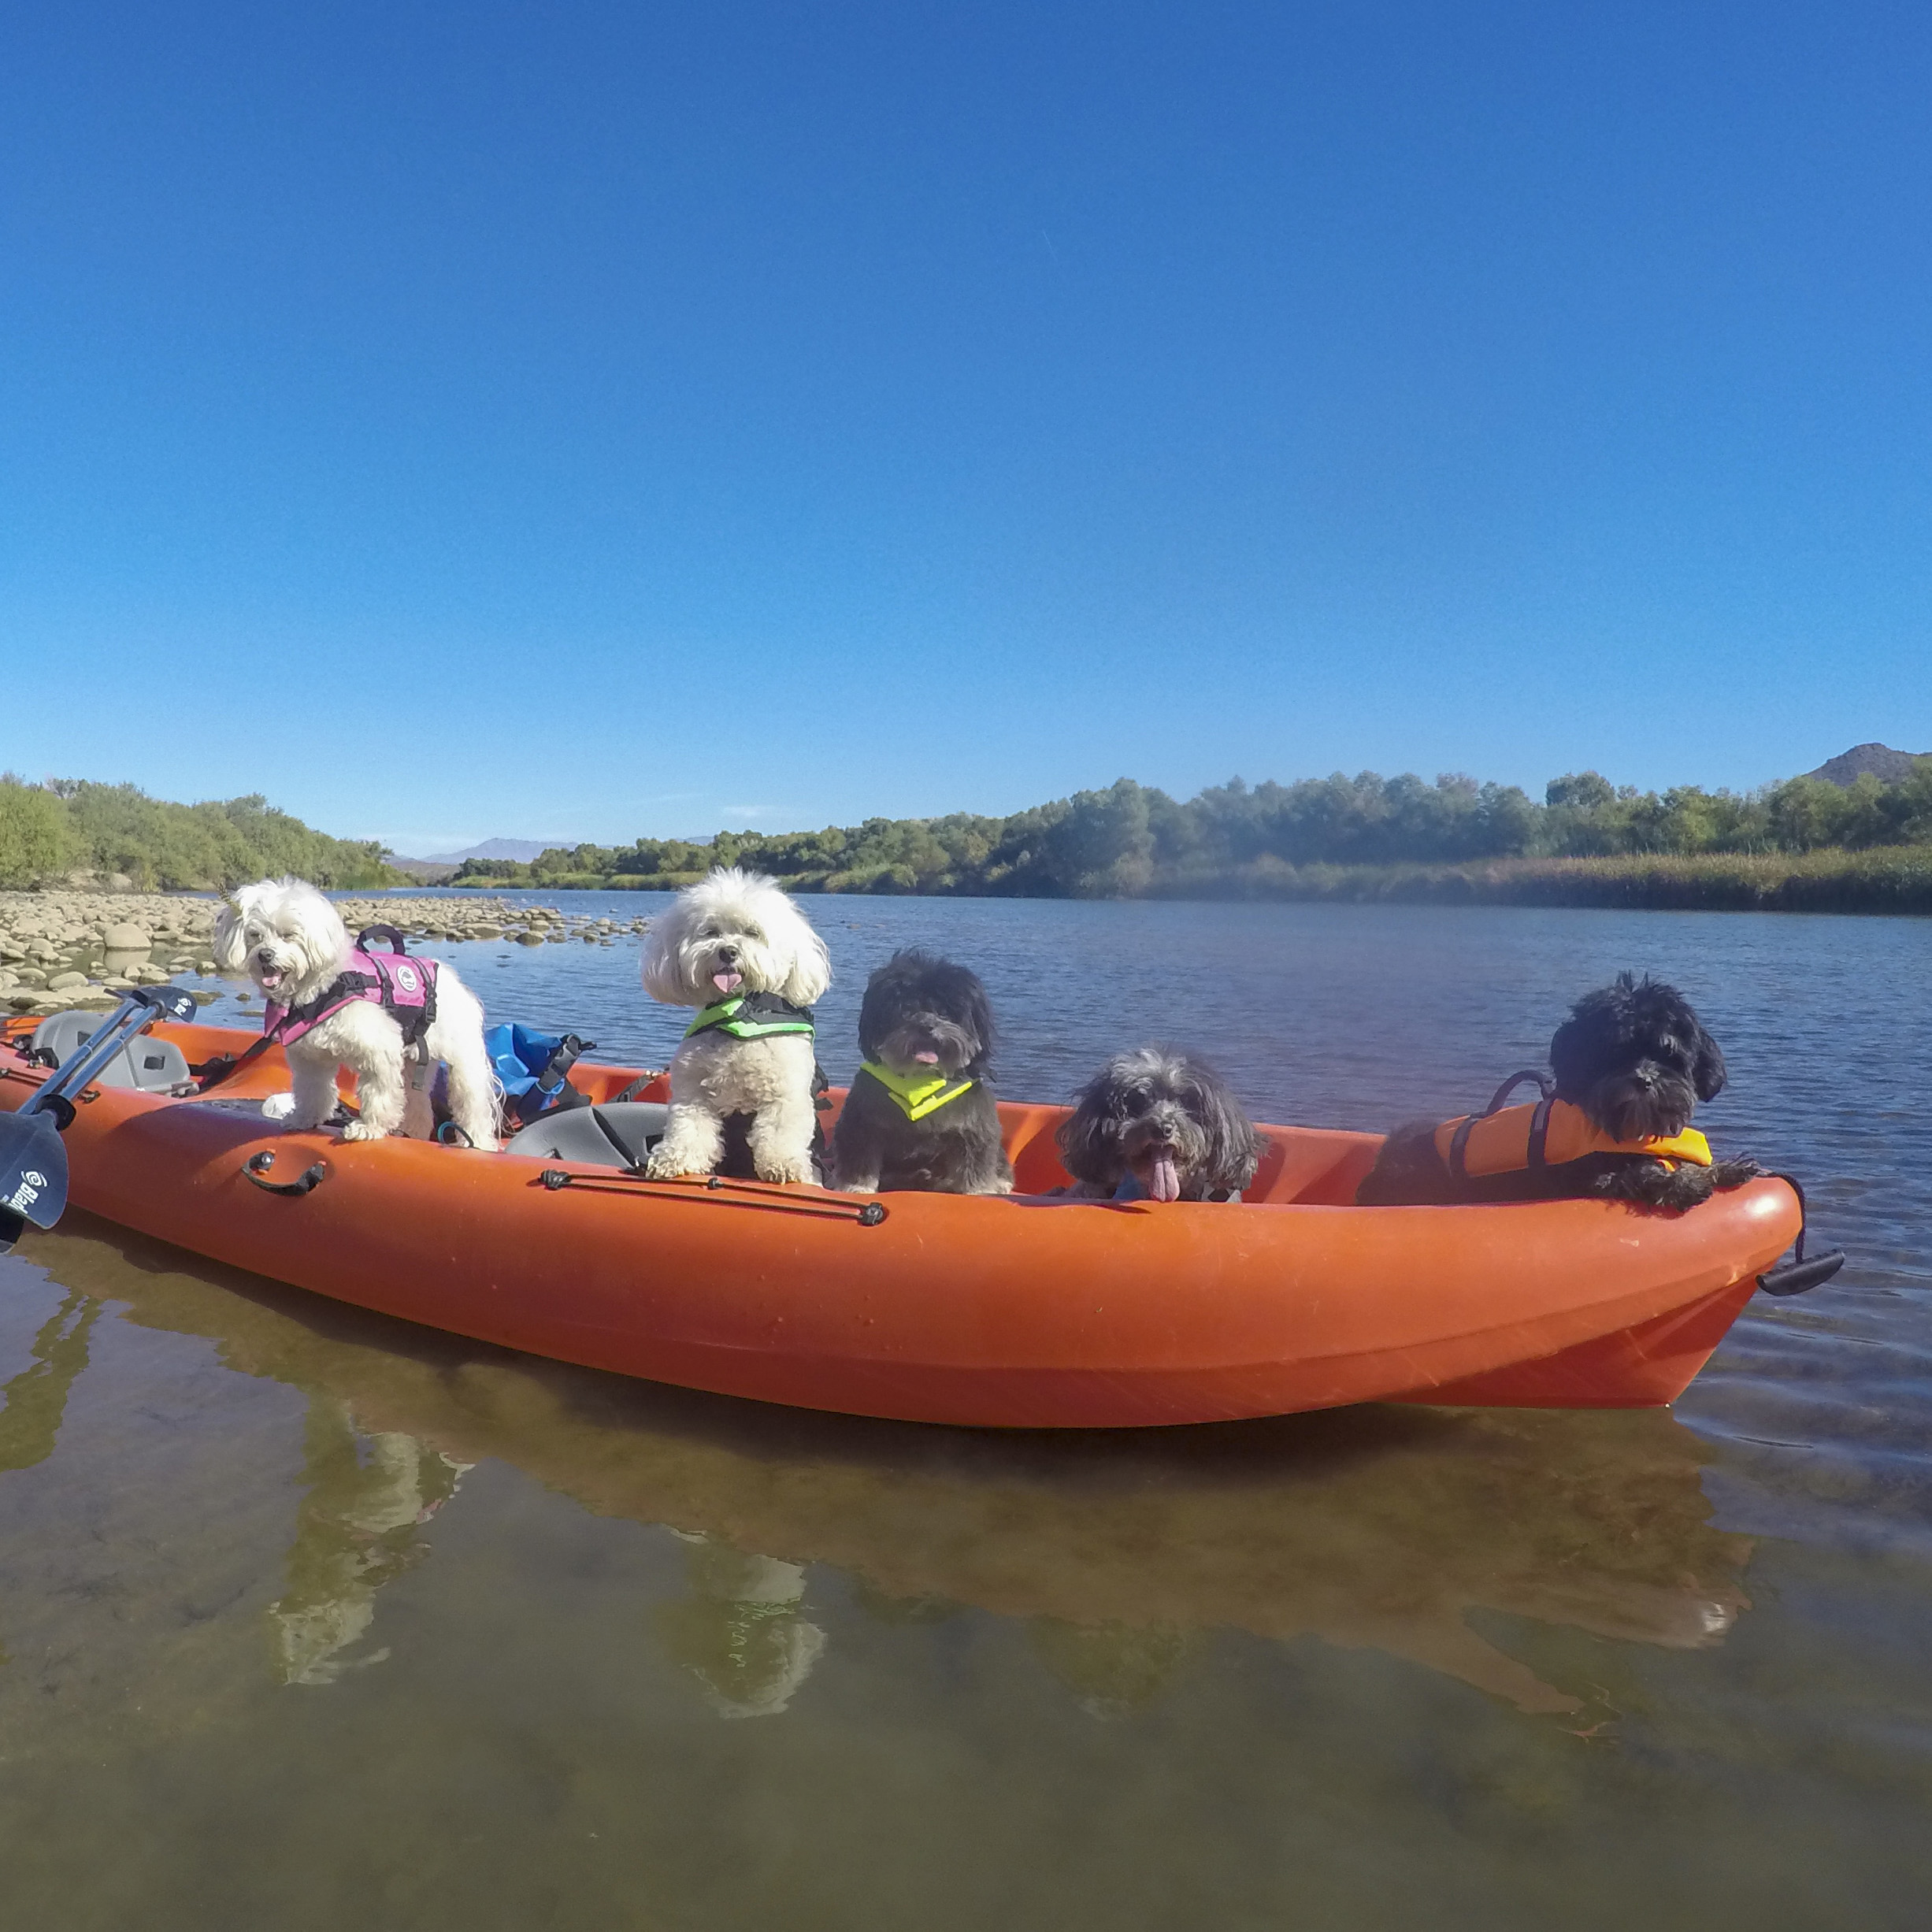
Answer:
213;877;499;1150
640;868;832;1183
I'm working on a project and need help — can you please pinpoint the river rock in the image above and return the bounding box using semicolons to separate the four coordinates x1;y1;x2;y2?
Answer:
47;970;87;991
103;922;150;949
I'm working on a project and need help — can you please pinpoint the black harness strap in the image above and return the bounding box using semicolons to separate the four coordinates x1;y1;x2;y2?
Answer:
1526;1095;1555;1170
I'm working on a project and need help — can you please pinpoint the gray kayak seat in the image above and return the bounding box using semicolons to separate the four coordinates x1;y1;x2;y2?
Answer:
503;1101;670;1169
32;1009;191;1093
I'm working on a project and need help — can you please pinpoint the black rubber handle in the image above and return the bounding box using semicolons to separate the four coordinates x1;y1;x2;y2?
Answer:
241;1149;329;1196
1756;1250;1846;1297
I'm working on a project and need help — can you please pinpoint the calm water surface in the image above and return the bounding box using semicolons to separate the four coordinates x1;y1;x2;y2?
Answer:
2;897;1928;1928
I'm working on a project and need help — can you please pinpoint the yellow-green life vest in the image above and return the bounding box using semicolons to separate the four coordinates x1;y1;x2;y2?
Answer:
856;1060;975;1122
684;991;817;1041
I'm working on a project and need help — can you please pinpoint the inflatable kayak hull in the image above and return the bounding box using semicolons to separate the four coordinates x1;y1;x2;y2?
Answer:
0;1020;1800;1429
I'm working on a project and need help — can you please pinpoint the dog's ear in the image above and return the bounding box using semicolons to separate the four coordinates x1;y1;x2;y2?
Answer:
779;923;832;1007
1548;984;1616;1101
1192;1063;1265;1192
1548;1010;1593;1099
959;967;997;1069
639;900;695;1005
855;962;897;1060
1055;1077;1119;1188
210;897;249;975
1689;1022;1728;1102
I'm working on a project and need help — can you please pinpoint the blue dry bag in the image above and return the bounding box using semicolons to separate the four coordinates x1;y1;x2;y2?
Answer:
487;1024;595;1129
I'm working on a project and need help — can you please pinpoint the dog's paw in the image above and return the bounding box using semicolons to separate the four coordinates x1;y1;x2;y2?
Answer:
260;1091;298;1122
754;1155;813;1185
643;1150;698;1180
339;1120;388;1143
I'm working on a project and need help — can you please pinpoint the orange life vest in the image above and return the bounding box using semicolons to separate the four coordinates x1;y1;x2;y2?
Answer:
1432;1096;1711;1182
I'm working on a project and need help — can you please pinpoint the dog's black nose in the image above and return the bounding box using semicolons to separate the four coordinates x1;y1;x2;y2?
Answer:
716;944;740;966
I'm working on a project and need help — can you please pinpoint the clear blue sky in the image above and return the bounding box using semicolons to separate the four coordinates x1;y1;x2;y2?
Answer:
3;2;1927;855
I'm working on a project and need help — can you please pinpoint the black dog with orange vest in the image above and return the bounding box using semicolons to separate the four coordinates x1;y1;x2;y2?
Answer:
1356;972;1760;1210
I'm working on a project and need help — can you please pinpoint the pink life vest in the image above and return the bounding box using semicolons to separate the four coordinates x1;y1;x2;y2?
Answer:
262;930;439;1051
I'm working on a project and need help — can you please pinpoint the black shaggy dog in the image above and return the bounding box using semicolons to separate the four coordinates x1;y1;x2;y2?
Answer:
1058;1048;1266;1202
832;950;1014;1195
1355;972;1760;1210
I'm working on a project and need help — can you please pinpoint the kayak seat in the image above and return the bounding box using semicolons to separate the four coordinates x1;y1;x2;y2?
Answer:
32;1009;192;1093
503;1101;669;1168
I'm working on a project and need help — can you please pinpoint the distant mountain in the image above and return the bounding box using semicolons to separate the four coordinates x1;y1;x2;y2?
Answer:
425;837;573;863
1804;744;1930;788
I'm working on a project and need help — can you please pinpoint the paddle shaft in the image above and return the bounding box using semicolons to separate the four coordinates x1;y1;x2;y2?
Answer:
19;988;195;1116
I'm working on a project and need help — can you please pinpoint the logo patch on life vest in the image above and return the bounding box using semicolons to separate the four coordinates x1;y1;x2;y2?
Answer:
395;966;420;993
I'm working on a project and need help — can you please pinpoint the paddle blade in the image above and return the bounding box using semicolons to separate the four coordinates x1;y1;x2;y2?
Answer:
135;985;198;1024
0;1110;70;1246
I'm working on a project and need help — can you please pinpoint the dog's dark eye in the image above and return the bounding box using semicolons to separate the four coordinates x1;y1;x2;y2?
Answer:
1123;1088;1153;1115
697;924;717;939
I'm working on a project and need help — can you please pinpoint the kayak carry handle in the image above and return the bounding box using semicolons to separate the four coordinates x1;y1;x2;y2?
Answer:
242;1149;330;1196
1756;1173;1845;1297
1757;1252;1845;1296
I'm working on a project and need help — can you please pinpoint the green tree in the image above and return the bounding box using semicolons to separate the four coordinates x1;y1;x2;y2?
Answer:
0;776;76;886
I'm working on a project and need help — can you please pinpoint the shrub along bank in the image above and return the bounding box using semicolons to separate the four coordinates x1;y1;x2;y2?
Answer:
0;777;399;892
451;764;1932;914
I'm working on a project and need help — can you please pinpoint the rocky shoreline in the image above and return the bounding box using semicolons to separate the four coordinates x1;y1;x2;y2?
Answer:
0;891;650;1017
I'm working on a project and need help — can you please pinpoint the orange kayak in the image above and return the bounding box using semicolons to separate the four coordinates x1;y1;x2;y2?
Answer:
0;1016;1803;1428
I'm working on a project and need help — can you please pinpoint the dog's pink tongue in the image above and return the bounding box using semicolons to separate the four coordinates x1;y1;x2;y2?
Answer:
259;968;284;991
712;971;742;993
1149;1153;1181;1203
914;1051;939;1065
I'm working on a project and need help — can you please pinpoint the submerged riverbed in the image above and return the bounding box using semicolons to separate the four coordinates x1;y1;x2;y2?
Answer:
2;896;1928;1927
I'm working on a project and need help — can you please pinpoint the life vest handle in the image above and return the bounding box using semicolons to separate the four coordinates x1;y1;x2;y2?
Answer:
356;924;410;955
1446;1070;1555;1181
1484;1068;1554;1116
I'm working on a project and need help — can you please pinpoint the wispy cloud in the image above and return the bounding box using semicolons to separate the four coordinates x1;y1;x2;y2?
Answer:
719;804;797;822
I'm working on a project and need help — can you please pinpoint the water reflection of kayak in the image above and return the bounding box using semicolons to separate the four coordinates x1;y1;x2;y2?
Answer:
42;1216;1754;1716
1;1018;1802;1427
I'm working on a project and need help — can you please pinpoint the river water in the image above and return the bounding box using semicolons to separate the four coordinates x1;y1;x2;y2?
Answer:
2;895;1927;1928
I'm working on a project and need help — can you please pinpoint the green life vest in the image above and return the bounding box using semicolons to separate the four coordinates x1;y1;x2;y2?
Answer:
684;991;818;1041
856;1060;976;1122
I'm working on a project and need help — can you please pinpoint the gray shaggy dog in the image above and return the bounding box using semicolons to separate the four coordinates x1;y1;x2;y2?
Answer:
1057;1048;1265;1202
833;950;1014;1195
